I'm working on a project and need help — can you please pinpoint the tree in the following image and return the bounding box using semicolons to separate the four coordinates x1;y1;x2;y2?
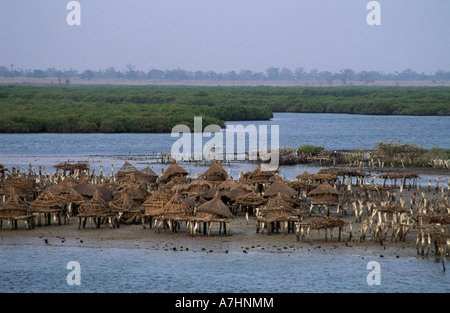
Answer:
266;67;280;80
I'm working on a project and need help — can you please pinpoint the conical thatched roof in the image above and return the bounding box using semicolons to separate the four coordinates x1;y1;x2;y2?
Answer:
163;191;192;220
202;160;228;182
160;160;189;182
0;194;31;217
247;163;279;183
0;177;35;197
235;191;266;206
259;193;301;222
187;179;212;194
109;191;139;213
118;161;139;174
72;182;113;202
31;190;64;213
140;166;157;176
263;178;297;198
78;190;114;217
229;182;255;199
196;192;233;219
184;194;208;208
307;182;340;196
217;179;237;191
141;188;172;217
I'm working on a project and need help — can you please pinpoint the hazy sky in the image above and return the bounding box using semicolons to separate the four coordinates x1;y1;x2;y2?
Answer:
1;0;449;73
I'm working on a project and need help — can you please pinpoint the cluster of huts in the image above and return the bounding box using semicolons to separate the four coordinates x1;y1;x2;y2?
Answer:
0;160;449;258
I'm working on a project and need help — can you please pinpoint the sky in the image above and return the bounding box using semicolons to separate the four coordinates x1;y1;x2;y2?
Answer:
0;0;449;74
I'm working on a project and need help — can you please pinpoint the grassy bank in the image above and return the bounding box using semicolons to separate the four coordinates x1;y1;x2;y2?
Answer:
0;85;448;133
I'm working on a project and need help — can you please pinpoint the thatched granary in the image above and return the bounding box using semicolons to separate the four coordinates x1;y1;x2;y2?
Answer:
72;181;113;202
160;160;189;183
0;194;34;230
77;190;119;229
296;171;337;184
54;162;89;176
257;193;302;234
202;160;228;182
194;192;234;235
308;182;340;204
140;166;158;184
186;179;212;195
263;178;298;199
31;190;66;226
162;191;193;222
246;163;279;184
140;188;172;229
234;190;266;219
0;176;36;199
116;161;140;182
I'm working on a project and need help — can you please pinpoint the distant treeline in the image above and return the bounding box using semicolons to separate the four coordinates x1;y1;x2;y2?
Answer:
2;64;450;84
0;85;448;133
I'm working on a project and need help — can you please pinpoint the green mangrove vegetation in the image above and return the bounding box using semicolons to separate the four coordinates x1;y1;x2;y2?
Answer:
0;85;448;133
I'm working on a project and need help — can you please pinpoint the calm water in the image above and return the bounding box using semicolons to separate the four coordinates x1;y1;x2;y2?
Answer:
0;113;449;178
1;245;449;293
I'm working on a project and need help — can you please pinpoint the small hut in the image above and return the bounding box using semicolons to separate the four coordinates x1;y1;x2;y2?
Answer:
0;194;34;230
308;182;340;204
156;191;193;232
140;166;158;184
54;162;89;176
202;160;228;182
234;191;266;220
186;179;212;195
31;190;65;226
245;163;279;193
160;160;189;183
257;193;302;235
307;182;341;216
77;190;118;229
194;192;234;236
263;178;298;199
141;188;172;228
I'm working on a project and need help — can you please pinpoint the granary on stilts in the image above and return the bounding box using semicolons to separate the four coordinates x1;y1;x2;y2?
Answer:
257;192;302;235
0;193;34;230
193;192;234;236
77;190;119;229
31;190;66;226
307;182;341;216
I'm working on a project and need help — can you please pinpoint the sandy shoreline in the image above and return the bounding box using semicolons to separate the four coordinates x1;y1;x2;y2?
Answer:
0;208;422;259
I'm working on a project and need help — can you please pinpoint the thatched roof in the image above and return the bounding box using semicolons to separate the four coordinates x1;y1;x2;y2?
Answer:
31;190;64;213
259;193;301;222
184;194;208;208
309;216;345;230
308;182;340;196
140;166;158;177
196;192;233;219
263;179;297;198
141;189;172;217
161;160;189;182
163;191;192;220
246;163;280;183
296;171;337;183
78;190;115;217
72;182;113;202
0;177;35;196
0;194;31;217
186;179;212;194
54;162;89;172
202;160;228;181
229;182;255;199
217;179;237;191
235;191;266;206
109;191;140;213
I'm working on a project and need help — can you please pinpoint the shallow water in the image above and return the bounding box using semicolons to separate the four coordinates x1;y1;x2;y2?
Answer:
0;245;448;293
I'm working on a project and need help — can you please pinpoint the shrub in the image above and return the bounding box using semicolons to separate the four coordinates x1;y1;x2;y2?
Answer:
297;145;324;156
